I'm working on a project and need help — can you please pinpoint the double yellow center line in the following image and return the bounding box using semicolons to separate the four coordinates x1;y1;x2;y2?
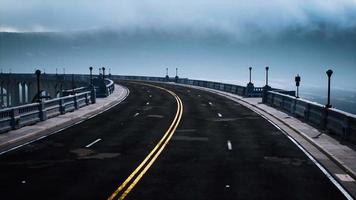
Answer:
108;83;183;200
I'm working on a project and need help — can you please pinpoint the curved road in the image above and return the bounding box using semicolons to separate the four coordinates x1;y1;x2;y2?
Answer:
0;81;348;200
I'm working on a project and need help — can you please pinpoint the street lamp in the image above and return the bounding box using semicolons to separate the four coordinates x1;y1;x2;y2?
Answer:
295;74;301;98
165;68;169;81
35;69;41;102
175;67;179;82
265;66;269;86
89;67;93;85
249;67;252;83
71;74;75;94
326;69;333;108
102;67;106;79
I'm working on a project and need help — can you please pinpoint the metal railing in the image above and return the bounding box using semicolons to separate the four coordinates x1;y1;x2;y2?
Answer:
0;91;93;134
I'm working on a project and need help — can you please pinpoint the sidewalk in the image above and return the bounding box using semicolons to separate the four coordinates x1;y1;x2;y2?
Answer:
0;84;129;154
173;83;356;196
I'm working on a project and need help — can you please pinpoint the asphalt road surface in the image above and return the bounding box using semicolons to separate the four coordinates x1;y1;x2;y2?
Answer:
0;81;348;200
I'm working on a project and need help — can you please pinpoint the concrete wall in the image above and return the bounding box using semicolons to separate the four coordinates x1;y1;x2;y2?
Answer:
264;91;356;143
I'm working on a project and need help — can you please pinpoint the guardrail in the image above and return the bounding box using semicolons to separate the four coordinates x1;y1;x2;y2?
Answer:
264;91;356;143
111;75;295;98
106;78;115;95
62;87;89;96
0;91;93;134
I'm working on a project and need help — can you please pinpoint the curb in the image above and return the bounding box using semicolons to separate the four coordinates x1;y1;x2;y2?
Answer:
173;83;356;181
0;85;129;154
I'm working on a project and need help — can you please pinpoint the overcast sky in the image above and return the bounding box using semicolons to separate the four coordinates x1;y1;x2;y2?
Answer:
1;0;356;39
1;0;356;93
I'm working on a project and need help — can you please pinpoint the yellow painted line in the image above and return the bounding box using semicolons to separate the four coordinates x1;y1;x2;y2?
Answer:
108;83;183;200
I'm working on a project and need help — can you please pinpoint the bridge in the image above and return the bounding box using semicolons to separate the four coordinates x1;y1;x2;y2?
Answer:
0;70;356;199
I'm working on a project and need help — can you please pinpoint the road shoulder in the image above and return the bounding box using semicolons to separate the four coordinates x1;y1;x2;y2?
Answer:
170;82;356;198
0;84;129;154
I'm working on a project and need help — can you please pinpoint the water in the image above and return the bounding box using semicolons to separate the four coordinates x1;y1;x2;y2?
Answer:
300;87;356;115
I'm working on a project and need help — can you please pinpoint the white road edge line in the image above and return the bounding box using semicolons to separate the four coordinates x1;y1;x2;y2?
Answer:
134;112;140;117
85;138;102;148
227;140;232;151
0;86;130;156
176;84;354;200
218;113;223;118
258;112;353;200
208;102;213;106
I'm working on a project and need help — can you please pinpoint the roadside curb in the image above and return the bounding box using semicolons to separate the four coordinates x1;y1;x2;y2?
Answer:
173;83;356;182
0;85;129;154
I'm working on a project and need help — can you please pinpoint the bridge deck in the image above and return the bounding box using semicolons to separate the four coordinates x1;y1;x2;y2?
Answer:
0;82;355;199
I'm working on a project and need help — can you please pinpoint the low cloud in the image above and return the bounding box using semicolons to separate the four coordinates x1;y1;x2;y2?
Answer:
1;0;356;40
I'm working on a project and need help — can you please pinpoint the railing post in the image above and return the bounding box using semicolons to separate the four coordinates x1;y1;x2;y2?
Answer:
90;85;96;104
74;94;78;109
291;97;296;114
343;116;351;140
305;103;310;122
59;98;65;114
39;102;47;121
10;108;20;129
321;107;328;130
85;92;90;105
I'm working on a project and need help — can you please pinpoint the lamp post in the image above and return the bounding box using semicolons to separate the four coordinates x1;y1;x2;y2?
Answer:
326;69;333;108
89;67;93;85
71;74;75;94
35;69;41;102
265;66;269;86
102;67;106;79
249;67;252;83
165;68;169;81
295;74;301;98
175;68;179;82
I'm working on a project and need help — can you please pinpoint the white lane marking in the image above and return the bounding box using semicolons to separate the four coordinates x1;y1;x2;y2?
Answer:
0;86;130;156
227;140;232;150
258;113;353;200
173;84;354;200
85;138;102;148
149;95;152;98
208;102;213;106
218;113;223;118
335;174;355;182
146;102;150;105
225;185;230;188
198;95;201;97
133;112;140;117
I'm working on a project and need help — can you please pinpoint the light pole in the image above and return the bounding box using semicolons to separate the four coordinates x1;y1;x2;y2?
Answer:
175;68;179;82
89;67;93;85
326;69;333;108
35;69;41;102
249;67;252;83
165;68;169;81
102;67;105;79
295;74;301;98
72;74;75;94
265;66;269;86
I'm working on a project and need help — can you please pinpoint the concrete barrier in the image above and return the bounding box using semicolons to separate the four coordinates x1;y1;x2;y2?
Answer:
265;91;356;142
0;90;94;134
